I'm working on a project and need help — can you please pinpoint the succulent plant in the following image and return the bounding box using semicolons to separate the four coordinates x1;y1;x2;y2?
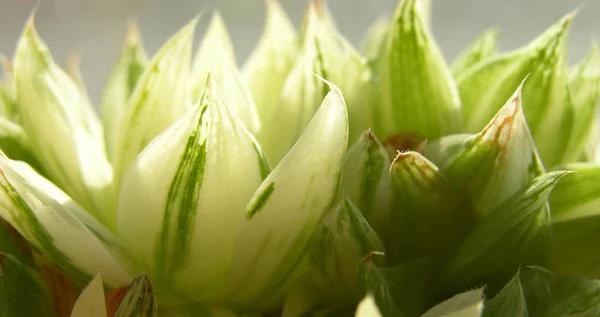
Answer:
1;0;600;316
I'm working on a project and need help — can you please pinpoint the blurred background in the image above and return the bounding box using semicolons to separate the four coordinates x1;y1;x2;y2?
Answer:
0;0;597;102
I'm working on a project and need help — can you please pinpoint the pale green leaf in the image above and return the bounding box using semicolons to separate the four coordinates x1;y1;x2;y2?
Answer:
256;5;329;165
0;153;131;287
420;289;484;317
355;295;383;317
243;0;298;125
223;84;348;308
70;275;107;317
101;22;148;163
191;13;236;99
113;18;196;183
361;17;389;59
116;75;266;299
13;19;114;221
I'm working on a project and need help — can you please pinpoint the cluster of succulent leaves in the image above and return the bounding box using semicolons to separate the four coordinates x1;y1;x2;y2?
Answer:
1;0;600;316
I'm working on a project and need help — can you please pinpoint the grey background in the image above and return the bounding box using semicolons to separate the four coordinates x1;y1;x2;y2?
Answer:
0;0;597;102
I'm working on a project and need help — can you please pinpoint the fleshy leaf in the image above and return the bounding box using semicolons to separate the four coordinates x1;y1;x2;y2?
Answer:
520;266;553;316
424;85;544;219
116;75;266;297
564;45;600;162
452;28;498;76
0;153;131;287
378;0;461;138
223;84;348;308
0;253;53;317
309;198;384;300
420;289;484;317
0;117;40;169
545;276;600;317
256;5;329;165
13;19;114;220
101;21;148;163
549;163;600;278
191;13;236;99
114;273;157;317
340;131;390;238
71;275;107;317
113;18;196;182
206;47;261;135
361;17;389;59
482;271;528;317
355;294;382;317
388;151;472;264
358;256;430;317
457;13;574;167
243;0;298;125
436;171;567;295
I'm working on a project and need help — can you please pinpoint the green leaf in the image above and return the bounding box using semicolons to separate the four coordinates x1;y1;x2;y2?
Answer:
0;117;41;170
379;0;461;138
436;171;567;295
520;266;553;316
564;45;600;162
243;0;298;127
420;289;484;317
457;13;574;167
483;271;528;317
0;253;53;317
114;273;157;317
101;22;148;163
545;276;600;317
70;275;107;317
113;18;196;183
452;28;498;76
116;75;266;297
309;198;384;300
223;84;348;308
0;81;18;121
424;84;545;219
340;130;391;238
358;256;430;317
13;18;114;221
0;153;131;287
0;218;33;267
549;163;600;278
388;151;472;264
